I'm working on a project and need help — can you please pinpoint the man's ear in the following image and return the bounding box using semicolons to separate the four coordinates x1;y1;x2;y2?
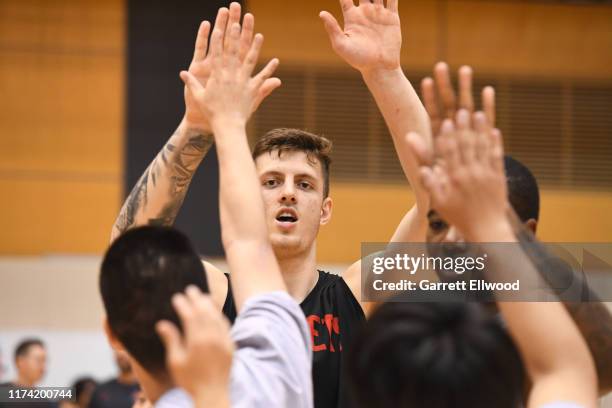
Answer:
104;317;125;352
525;218;538;235
320;196;333;226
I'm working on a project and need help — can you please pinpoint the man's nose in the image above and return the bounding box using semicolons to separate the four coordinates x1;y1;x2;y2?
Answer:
443;226;465;244
279;183;297;203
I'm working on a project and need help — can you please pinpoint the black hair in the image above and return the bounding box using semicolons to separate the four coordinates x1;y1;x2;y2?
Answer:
504;155;540;222
14;338;44;361
346;300;525;408
72;377;96;401
100;226;209;376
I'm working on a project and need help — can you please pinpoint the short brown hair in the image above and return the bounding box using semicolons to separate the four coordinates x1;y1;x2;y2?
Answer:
253;128;332;197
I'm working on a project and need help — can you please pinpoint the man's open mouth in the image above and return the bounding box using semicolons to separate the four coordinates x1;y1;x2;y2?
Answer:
276;209;298;223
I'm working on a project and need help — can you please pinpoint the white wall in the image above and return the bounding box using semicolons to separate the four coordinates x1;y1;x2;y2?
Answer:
0;330;117;387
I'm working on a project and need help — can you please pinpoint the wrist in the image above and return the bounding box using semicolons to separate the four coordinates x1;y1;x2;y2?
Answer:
193;386;230;408
361;66;403;84
210;115;247;135
180;116;213;138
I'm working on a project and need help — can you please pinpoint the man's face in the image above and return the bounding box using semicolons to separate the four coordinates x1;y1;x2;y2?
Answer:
16;345;46;385
255;150;332;256
426;210;462;245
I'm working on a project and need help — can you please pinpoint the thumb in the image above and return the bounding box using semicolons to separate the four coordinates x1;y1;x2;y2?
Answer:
406;132;433;166
156;320;184;363
419;166;440;200
179;70;204;94
253;77;282;112
319;11;344;45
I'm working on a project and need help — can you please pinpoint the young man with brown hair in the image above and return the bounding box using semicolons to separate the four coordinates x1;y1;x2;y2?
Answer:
112;2;416;407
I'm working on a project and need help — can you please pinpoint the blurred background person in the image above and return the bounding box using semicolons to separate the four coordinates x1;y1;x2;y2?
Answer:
0;338;47;388
88;351;139;408
0;338;57;408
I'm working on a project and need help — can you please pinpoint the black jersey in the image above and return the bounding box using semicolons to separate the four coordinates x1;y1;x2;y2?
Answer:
222;270;366;408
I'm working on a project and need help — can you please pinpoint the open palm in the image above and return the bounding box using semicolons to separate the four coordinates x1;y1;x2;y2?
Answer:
320;1;401;72
183;6;280;131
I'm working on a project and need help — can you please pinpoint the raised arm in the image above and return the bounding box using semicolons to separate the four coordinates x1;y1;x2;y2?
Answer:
415;113;598;408
180;17;284;310
111;4;278;242
320;0;430;215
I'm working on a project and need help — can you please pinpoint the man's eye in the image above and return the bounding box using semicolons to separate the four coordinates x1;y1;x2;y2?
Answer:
263;179;279;187
429;220;448;232
298;181;312;190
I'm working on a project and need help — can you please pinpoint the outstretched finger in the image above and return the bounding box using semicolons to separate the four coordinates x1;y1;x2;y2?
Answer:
319;11;344;46
420;166;445;204
482;86;496;129
209;20;225;68
438;119;460;172
212;7;229;51
156;320;185;363
226;22;241;68
252;77;282;112
224;2;242;51
239;13;254;61
243;33;264;77
171;292;196;337
455;108;470;131
473;111;490;162
421;77;440;135
387;0;399;12
455;110;475;164
434;62;456;120
490;128;504;172
191;21;211;64
252;58;280;88
458;65;474;112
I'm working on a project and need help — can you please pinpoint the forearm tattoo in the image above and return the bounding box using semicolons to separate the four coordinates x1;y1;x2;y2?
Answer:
113;130;213;236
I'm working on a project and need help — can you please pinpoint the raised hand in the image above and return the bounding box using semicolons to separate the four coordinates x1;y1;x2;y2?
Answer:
421;62;496;136
182;3;280;131
156;285;234;406
409;111;507;241
180;17;280;132
319;0;401;73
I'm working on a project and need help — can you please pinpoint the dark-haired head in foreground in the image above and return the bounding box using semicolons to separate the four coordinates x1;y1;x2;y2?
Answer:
346;301;525;408
100;226;208;386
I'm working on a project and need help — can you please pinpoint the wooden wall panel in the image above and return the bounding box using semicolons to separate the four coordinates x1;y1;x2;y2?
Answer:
446;1;612;79
0;0;124;254
0;0;123;51
248;0;439;69
0;53;122;174
0;179;120;254
249;0;612;78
